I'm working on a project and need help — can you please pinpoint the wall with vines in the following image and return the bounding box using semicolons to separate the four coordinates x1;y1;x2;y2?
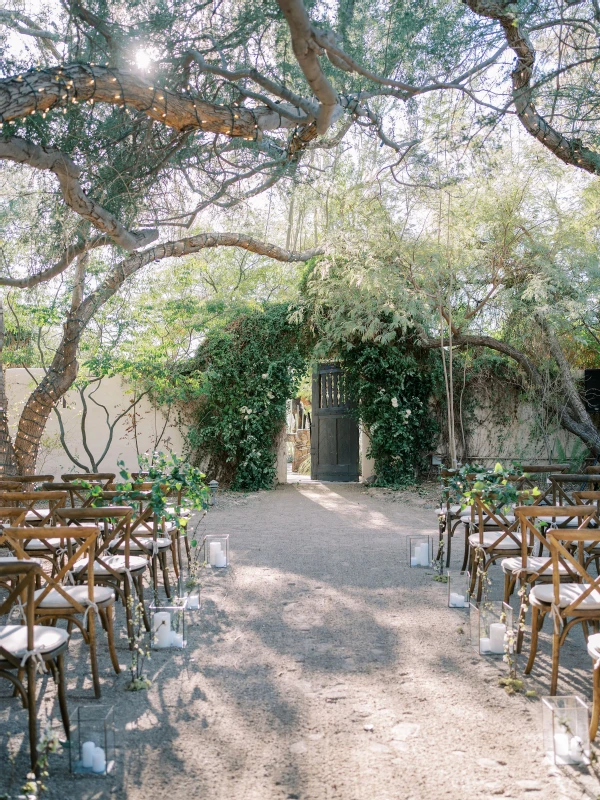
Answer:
341;341;442;486
187;303;308;491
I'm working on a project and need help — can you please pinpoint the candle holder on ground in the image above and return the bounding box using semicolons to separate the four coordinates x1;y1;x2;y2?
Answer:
70;705;115;776
469;600;513;656
149;597;188;649
447;570;470;608
542;696;590;765
407;535;432;568
203;534;229;568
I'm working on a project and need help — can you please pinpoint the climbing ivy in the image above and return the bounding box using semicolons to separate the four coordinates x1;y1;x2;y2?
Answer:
187;303;309;491
341;341;441;487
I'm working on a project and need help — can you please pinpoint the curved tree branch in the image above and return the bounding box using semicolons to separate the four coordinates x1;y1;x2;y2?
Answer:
0;236;112;288
0;64;309;137
0;137;158;251
463;0;600;174
276;0;339;134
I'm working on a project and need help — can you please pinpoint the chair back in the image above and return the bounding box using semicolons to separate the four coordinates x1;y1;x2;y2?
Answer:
61;473;115;487
0;491;67;525
547;474;600;506
1;526;99;617
547;518;600;616
473;494;525;550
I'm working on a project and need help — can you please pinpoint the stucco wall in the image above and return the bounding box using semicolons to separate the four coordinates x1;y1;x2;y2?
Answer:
5;368;186;476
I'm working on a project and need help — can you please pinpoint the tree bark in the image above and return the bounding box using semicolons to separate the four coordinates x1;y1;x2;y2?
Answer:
0;138;158;251
0;301;17;475
0;65;311;138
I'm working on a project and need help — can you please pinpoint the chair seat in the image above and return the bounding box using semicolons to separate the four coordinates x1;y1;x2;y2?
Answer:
166;506;190;517
24;510;51;522
587;632;600;660
501;556;569;575
0;624;69;662
116;537;171;552
462;514;516;526
33;585;115;608
468;532;522;550
24;538;64;551
530;583;600;610
436;504;461;517
72;554;148;575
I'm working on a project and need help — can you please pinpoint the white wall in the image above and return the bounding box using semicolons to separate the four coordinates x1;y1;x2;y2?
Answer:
5;368;187;476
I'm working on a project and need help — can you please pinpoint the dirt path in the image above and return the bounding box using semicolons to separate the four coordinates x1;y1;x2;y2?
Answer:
2;482;599;799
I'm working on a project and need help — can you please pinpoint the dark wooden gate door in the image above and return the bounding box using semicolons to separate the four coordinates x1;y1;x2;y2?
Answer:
311;363;359;481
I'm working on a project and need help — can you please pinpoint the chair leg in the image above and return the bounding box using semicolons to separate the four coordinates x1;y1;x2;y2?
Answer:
26;659;38;776
550;628;561;695
591;666;600;741
503;573;513;605
135;575;150;631
524;606;541;675
171;538;180;579
161;552;172;598
56;653;70;740
100;605;121;675
87;615;101;699
461;524;470;572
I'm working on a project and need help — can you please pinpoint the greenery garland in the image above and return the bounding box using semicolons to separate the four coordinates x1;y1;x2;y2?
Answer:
187;303;309;491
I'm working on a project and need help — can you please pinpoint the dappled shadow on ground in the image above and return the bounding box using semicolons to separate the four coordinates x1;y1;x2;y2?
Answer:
2;483;600;799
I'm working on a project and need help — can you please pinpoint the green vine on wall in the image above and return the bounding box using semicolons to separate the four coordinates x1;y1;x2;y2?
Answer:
341;342;440;487
187;304;308;491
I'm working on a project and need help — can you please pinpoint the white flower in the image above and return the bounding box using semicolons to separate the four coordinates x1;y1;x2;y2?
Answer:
267;392;274;399
261;373;268;379
391;397;398;408
405;409;411;416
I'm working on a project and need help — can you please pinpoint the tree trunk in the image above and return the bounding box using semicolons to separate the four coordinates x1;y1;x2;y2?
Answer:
0;301;17;475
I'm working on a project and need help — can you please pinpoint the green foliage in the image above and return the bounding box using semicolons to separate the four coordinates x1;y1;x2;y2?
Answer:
188;303;308;490
447;462;540;510
342;341;440;486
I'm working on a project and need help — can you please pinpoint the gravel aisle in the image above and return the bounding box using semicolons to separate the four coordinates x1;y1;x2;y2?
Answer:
1;482;599;799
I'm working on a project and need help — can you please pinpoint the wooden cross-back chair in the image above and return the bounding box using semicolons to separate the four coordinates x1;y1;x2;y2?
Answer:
573;491;600;572
100;489;175;597
54;505;149;638
451;467;563;572
519;509;600;693
545;474;600;509
0;561;70;775
1;525;118;698
0;507;37;587
0;491;68;569
467;493;530;600
507;507;584;654
61;472;115;486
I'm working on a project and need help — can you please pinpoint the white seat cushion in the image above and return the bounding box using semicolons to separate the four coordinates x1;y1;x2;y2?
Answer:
33;585;115;608
530;583;600;609
72;554;148;575
0;624;69;660
24;538;64;550
587;632;600;660
501;556;569;575
24;510;50;521
117;536;171;552
166;506;190;517
436;504;461;517
469;532;522;550
463;514;516;526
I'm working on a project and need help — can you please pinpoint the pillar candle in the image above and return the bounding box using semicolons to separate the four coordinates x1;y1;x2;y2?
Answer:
554;733;570;759
489;623;506;654
209;541;222;566
449;592;465;608
214;549;227;568
171;631;184;648
479;637;491;653
569;736;584;763
188;594;200;609
92;746;106;773
153;611;171;648
81;741;95;769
